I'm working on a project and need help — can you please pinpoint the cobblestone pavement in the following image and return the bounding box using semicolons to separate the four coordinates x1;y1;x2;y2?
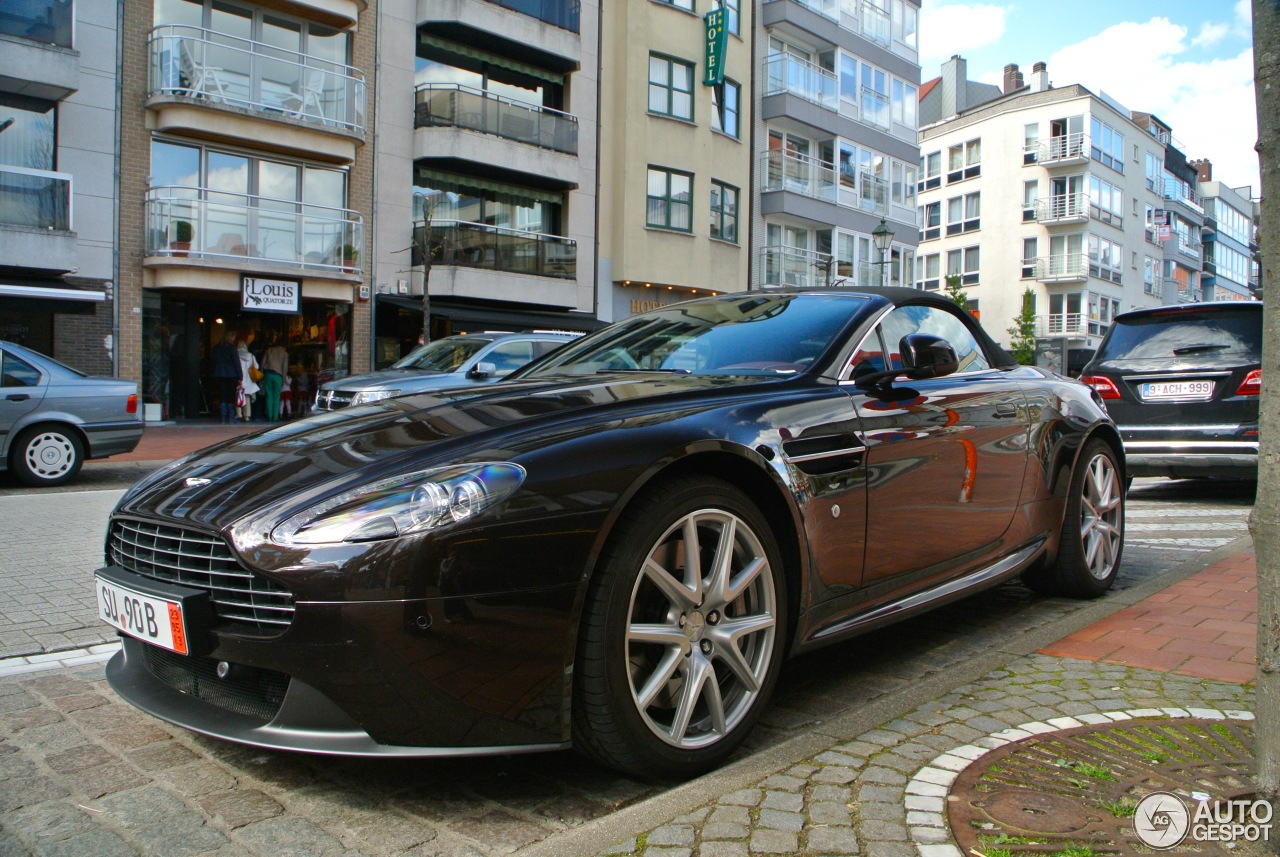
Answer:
590;654;1255;857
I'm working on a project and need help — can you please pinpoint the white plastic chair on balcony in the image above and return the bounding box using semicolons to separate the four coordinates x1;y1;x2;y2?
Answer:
178;40;228;102
283;70;327;121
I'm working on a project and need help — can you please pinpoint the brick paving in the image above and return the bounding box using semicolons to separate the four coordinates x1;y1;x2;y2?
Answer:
95;420;260;464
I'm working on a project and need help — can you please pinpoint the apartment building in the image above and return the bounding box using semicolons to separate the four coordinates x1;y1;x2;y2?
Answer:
595;0;752;319
752;0;922;293
1193;159;1259;302
0;0;118;374
118;0;374;420
369;0;600;365
916;58;1205;359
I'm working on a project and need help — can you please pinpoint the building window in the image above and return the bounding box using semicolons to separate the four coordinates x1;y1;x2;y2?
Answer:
1022;237;1038;278
654;0;695;10
946;191;980;235
916;253;941;290
1087;175;1124;227
711;80;739;138
1087;234;1123;284
891;79;917;131
647;167;692;232
710;180;738;242
920;201;940;241
919;151;941;191
947;139;981;182
648;54;694;121
723;0;739;34
947;245;980;285
1022;180;1038;222
1090;117;1125;173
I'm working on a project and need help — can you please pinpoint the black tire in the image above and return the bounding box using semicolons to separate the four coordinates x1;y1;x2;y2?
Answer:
11;425;85;487
573;476;787;779
1023;438;1124;598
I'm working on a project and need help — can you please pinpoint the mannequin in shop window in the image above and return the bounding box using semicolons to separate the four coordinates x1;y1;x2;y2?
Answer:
211;331;241;424
260;334;290;421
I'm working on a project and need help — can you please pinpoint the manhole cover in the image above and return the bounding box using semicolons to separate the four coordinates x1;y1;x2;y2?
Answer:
948;718;1256;855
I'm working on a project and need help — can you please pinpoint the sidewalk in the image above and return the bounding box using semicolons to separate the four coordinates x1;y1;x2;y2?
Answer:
92;420;261;464
549;549;1260;857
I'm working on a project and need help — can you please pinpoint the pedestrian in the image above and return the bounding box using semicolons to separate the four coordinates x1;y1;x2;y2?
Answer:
237;334;260;422
292;357;312;417
211;331;241;424
260;334;289;421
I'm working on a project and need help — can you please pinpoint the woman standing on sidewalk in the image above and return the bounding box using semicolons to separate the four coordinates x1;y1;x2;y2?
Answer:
211;331;241;424
260;335;290;421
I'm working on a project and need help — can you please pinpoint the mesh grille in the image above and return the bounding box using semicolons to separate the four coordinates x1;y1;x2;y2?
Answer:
108;518;294;635
141;644;289;723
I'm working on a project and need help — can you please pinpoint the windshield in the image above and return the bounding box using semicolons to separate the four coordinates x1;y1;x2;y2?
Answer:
391;336;493;372
522;294;868;378
1099;308;1261;361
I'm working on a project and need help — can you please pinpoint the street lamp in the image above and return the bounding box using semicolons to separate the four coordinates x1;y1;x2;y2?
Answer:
871;217;894;286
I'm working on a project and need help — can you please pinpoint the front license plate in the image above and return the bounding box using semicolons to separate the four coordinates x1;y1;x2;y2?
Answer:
96;574;190;655
1141;380;1214;400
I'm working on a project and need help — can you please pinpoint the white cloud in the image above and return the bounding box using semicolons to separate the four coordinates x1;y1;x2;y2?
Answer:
919;2;1010;66
1192;21;1229;48
1045;18;1258;190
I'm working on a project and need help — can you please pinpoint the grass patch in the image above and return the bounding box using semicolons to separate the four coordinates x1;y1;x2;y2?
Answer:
1100;796;1138;818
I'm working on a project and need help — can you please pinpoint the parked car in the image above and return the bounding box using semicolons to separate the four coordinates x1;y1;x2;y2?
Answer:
94;289;1124;779
1081;302;1261;481
0;341;142;486
313;331;579;411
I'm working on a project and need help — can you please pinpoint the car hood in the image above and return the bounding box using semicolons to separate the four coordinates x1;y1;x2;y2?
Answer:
321;367;449;391
114;372;767;529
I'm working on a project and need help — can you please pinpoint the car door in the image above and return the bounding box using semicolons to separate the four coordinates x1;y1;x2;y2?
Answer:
0;346;47;451
842;304;1030;591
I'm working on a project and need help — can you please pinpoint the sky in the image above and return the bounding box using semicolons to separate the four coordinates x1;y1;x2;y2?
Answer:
918;0;1259;195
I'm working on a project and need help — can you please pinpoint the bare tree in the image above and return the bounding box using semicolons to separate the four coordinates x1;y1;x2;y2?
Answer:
1248;0;1278;834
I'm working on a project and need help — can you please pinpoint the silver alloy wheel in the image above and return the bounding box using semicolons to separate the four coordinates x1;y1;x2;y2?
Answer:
1079;451;1123;580
24;431;78;481
625;508;778;750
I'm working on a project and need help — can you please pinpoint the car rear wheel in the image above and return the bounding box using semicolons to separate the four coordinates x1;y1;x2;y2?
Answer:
12;425;85;487
1024;438;1124;598
573;477;786;779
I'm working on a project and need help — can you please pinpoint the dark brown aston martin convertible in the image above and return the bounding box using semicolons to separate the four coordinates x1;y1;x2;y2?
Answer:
95;288;1125;779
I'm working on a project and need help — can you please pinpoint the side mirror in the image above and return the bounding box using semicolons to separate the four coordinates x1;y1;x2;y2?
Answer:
469;361;497;379
899;333;959;380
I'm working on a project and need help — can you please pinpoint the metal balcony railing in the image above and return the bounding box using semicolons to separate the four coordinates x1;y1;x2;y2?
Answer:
1033;193;1087;222
0;0;72;47
147;25;366;135
413;221;576;279
145;186;363;274
1160;179;1203;211
414;84;578;155
759;245;834;289
760;150;837;202
0;165;71;231
860;86;889;130
1176;237;1202;259
1144;276;1164;297
483;0;580;32
763;53;838;110
858;172;888;214
771;0;839;19
1034;254;1088;281
1037;313;1088;336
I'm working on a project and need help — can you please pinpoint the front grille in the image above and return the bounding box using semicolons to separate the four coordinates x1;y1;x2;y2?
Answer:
142;644;289;723
109;518;294;635
314;389;353;411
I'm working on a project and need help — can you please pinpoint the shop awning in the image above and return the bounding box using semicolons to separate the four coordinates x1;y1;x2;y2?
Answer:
0;282;106;301
377;294;604;332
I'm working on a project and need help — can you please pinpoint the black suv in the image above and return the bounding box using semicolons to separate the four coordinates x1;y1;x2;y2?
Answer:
1081;302;1261;480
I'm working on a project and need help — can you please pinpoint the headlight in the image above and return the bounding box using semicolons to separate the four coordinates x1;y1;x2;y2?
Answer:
273;462;525;545
351;389;400;405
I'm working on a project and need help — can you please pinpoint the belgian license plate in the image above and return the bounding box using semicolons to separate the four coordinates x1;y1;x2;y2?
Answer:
1141;380;1214;400
96;574;190;655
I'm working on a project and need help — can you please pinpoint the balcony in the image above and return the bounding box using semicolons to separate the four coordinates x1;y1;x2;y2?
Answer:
1033;193;1087;224
763;54;837;111
414;220;576;280
414;84;577;155
1034;254;1088;283
484;0;580;32
1037;314;1088;337
1174;236;1202;260
1;164;76;273
146;26;365;160
760;150;836;203
1024;133;1090;167
1159;179;1204;213
0;0;72;48
1144;276;1164;298
758;245;833;290
144;186;363;276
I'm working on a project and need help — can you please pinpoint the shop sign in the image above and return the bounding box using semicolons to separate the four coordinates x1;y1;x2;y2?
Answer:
704;7;727;85
242;277;300;314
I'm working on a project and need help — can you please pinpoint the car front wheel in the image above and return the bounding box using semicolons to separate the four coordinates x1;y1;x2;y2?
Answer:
573;477;787;779
12;425;85;487
1024;438;1124;598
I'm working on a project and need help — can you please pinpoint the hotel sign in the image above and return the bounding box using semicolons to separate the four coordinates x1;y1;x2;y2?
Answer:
241;277;300;314
704;8;727;85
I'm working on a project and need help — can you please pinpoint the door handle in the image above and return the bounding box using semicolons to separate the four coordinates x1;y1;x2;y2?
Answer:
5;394;30;402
